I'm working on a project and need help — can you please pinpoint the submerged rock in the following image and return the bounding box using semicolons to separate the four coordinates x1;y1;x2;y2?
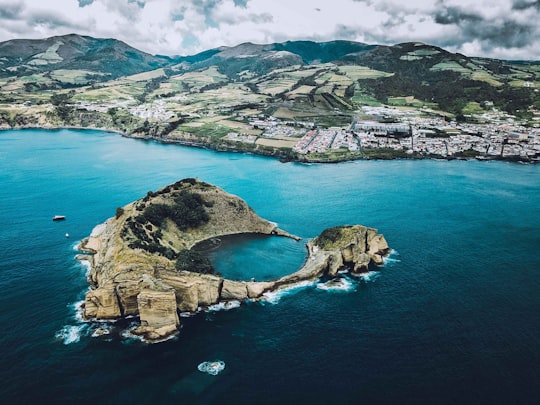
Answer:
78;178;390;342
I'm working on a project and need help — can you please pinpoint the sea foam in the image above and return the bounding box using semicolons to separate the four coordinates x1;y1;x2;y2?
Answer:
198;360;225;376
55;325;86;345
206;300;241;312
261;280;315;304
316;277;356;292
359;271;380;282
384;249;401;265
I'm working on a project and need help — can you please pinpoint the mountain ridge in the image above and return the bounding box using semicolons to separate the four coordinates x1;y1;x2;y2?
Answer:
0;33;538;129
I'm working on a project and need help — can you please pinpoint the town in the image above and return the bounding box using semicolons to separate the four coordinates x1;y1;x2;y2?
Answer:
263;106;540;160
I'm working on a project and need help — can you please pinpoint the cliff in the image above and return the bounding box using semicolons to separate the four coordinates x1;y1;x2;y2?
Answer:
78;178;390;342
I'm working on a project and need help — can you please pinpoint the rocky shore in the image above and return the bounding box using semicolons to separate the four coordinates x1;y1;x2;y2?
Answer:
78;179;390;342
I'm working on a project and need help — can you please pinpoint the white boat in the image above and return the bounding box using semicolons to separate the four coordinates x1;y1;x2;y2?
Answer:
52;215;66;221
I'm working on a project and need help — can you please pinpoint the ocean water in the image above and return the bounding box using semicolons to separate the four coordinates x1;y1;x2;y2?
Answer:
0;128;539;404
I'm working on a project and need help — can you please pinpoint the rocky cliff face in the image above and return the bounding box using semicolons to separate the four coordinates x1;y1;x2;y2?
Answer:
78;179;390;342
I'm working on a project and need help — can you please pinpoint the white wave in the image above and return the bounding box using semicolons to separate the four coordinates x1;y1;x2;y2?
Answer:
316;277;356;292
71;241;82;251
261;280;315;304
78;260;92;275
384;249;401;264
206;300;241;312
359;271;380;282
91;324;112;337
198;360;225;376
71;300;86;322
179;311;196;318
120;322;145;343
119;321;179;344
55;324;86;345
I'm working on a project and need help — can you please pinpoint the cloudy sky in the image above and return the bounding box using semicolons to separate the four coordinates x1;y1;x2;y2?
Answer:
0;0;539;60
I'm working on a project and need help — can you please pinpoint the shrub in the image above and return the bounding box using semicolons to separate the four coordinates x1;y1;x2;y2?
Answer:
115;207;125;219
314;226;344;249
175;249;215;274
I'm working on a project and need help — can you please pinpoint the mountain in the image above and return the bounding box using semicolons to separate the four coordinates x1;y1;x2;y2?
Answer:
0;34;538;119
172;40;375;77
0;33;171;80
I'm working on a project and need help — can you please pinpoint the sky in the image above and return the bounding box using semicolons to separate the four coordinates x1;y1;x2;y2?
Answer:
0;0;539;60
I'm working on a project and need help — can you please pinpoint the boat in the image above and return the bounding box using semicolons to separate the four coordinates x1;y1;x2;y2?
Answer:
52;215;66;221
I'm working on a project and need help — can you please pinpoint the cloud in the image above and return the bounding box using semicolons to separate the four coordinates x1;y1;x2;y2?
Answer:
0;0;538;60
434;7;482;25
432;2;539;55
28;10;87;31
0;1;25;19
512;0;540;10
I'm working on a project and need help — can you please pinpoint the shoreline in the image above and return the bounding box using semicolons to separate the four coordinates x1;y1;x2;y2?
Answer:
1;125;537;164
77;222;390;343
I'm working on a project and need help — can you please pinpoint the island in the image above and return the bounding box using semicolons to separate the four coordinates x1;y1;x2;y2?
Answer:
78;178;390;342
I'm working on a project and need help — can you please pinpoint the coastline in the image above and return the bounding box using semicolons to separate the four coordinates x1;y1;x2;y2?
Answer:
77;222;390;343
1;124;537;164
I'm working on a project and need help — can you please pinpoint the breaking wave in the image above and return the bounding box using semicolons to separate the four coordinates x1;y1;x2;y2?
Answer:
90;324;113;338
206;300;241;312
316;277;356;292
198;360;225;376
384;249;401;265
261;281;315;304
55;324;87;345
359;271;380;282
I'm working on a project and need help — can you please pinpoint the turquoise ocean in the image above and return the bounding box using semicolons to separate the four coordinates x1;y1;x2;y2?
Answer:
0;128;539;404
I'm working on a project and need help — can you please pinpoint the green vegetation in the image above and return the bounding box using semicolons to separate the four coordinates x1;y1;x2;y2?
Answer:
115;207;125;219
143;190;209;231
313;226;356;250
175;249;216;274
121;187;210;259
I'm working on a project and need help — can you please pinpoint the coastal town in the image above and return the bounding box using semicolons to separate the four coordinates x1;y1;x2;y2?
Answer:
3;95;539;162
256;106;540;160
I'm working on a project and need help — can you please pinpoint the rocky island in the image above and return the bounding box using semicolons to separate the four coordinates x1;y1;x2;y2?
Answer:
78;178;390;342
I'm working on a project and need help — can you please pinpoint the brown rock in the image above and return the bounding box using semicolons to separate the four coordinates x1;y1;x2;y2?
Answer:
84;286;122;319
327;251;344;276
221;279;248;300
246;281;274;298
137;288;179;330
115;280;144;316
353;253;371;273
196;276;222;306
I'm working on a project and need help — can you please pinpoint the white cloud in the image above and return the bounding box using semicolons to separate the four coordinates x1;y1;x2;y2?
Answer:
0;0;537;60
